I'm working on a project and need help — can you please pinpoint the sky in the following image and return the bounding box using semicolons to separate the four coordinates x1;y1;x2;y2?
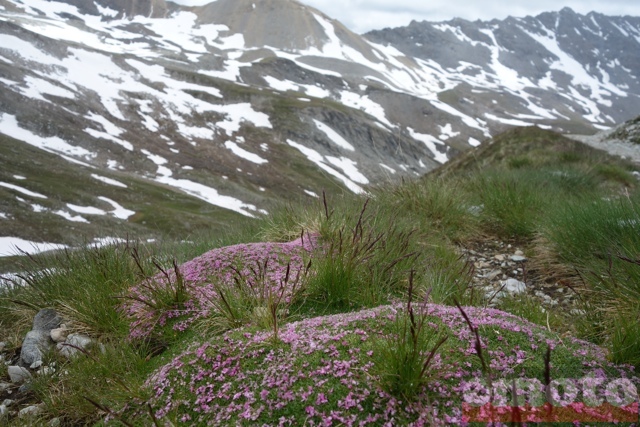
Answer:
172;0;640;33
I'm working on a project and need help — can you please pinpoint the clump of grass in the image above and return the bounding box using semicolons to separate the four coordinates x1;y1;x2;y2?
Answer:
507;155;533;169
30;341;154;426
594;163;636;187
373;177;480;242
471;170;546;239
129;249;190;313
419;244;475;305
207;256;311;341
304;197;420;311
373;272;448;400
544;195;640;367
1;240;144;339
544;195;640;269
259;199;324;242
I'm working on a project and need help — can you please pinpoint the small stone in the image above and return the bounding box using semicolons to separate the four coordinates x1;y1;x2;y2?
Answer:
7;366;31;384
30;360;43;370
510;255;527;262
18;383;32;394
0;382;10;393
502;278;526;294
50;327;69;343
18;404;44;418
32;309;62;331
0;405;7;418
49;418;61;427
485;269;502;281
514;250;524;256
58;334;93;358
2;399;13;407
0;342;6;352
38;366;55;376
494;254;505;261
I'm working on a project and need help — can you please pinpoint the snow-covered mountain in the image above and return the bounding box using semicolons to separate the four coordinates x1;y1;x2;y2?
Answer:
0;0;638;252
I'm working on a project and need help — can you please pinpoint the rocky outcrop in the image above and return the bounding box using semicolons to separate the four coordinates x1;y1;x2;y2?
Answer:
19;308;62;368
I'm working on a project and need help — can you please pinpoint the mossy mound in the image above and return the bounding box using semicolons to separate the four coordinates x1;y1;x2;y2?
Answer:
145;304;638;426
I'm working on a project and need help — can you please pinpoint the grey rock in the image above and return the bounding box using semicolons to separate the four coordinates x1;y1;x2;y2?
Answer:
502;278;526;294
32;309;62;332
0;404;6;418
49;418;62;427
0;342;5;352
7;366;31;384
467;205;483;216
2;399;13;407
19;308;62;367
20;330;52;367
18;404;44;418
510;255;527;262
0;382;10;393
18;383;32;394
484;269;502;280
29;360;43;370
58;334;94;358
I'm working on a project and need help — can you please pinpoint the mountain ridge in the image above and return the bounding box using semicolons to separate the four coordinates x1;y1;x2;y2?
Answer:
0;0;639;252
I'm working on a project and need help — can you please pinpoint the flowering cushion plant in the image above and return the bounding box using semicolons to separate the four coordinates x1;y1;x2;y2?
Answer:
143;303;639;426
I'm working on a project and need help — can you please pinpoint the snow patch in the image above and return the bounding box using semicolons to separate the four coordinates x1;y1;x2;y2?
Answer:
286;140;364;194
407;128;448;164
313;120;355;151
91;174;127;188
54;210;89;223
0;237;67;257
224;141;268;164
97;197;135;220
0;182;47;199
0;113;96;161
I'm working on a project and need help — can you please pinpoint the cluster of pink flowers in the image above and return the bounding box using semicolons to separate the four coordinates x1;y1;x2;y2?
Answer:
121;235;317;339
144;301;639;425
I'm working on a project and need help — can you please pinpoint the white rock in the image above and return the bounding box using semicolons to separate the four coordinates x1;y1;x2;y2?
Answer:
38;366;55;376
0;405;7;418
484;270;502;280
0;382;10;393
7;366;31;384
50;327;69;343
2;399;13;407
30;360;43;370
0;342;6;352
501;278;526;294
58;334;93;358
514;250;524;256
18;404;44;418
49;418;61;427
510;255;527;262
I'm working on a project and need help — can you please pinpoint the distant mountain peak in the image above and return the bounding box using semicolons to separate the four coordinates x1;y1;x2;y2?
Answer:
192;0;365;53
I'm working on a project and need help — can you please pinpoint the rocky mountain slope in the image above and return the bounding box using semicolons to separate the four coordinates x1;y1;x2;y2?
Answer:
0;0;639;253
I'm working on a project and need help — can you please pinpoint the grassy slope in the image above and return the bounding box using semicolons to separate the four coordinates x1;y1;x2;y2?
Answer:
1;127;639;425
